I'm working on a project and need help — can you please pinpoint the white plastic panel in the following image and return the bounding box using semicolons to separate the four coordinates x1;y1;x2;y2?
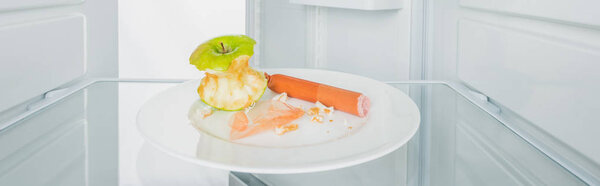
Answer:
460;0;600;26
0;15;85;112
323;7;411;81
457;19;600;170
86;82;119;185
0;0;82;11
254;0;412;81
290;0;402;10
0;92;84;161
417;84;585;185
258;0;308;68
455;98;584;186
431;0;600;182
0;124;85;186
0;92;85;186
455;125;521;186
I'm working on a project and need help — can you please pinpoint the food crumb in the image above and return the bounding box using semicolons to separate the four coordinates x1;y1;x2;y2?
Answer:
275;124;298;135
323;108;332;115
326;131;330;133
348;126;353;130
188;103;214;121
311;115;324;123
329;119;333;122
315;101;334;116
307;107;320;116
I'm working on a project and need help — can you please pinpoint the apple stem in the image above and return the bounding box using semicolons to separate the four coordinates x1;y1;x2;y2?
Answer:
220;42;226;53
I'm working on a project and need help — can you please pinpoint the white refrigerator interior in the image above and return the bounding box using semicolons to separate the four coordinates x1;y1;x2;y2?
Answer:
0;0;599;185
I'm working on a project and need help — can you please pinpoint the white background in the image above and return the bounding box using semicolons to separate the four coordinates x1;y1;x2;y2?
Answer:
118;0;246;79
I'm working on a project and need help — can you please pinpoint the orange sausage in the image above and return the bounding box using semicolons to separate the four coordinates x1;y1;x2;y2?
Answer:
266;73;370;117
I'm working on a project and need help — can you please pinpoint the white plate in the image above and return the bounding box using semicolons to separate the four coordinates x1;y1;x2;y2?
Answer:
137;68;420;174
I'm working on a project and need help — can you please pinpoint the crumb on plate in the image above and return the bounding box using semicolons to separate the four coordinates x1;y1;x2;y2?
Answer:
323;108;332;115
311;115;324;123
315;101;334;116
275;123;298;135
307;107;320;116
189;104;214;121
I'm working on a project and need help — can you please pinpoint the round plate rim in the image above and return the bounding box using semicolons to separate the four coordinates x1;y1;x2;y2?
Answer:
136;68;421;174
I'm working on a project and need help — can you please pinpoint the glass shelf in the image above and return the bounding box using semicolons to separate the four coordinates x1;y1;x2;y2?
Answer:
0;81;587;186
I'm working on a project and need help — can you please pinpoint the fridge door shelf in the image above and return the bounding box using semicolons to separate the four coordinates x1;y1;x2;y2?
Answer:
0;80;591;186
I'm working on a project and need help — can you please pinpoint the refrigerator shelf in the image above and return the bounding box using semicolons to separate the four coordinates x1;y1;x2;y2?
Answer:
0;80;589;186
289;0;403;10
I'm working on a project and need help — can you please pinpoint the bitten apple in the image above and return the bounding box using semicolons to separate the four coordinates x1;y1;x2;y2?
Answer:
190;35;267;111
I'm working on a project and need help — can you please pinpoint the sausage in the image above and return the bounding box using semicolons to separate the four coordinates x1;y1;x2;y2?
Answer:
265;73;370;117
